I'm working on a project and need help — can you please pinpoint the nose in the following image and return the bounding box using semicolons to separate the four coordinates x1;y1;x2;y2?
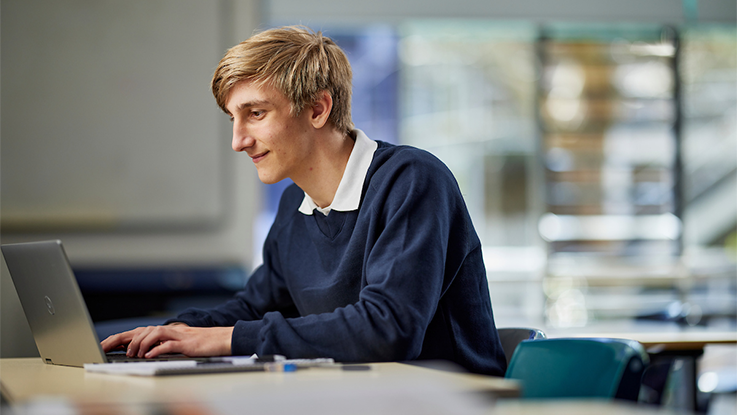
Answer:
232;122;255;152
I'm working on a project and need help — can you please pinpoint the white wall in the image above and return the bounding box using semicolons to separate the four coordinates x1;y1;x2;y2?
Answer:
1;0;261;268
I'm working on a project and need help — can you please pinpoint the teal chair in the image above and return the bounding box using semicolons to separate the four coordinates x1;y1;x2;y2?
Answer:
504;337;649;401
497;327;546;366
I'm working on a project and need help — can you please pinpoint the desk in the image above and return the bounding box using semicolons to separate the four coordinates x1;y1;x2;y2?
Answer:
2;358;687;415
1;358;518;414
561;330;737;352
552;329;737;411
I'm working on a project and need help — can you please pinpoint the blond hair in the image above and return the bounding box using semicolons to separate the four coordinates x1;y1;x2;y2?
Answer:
211;25;354;134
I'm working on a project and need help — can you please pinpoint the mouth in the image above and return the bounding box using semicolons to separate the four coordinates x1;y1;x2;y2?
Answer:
250;151;269;163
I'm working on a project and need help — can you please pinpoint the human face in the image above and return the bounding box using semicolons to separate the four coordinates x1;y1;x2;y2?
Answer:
225;82;315;184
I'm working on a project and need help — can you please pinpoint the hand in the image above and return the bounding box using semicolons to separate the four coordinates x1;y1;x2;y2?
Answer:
101;324;234;358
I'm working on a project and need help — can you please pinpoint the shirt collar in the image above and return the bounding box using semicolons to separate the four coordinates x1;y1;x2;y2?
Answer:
299;129;378;216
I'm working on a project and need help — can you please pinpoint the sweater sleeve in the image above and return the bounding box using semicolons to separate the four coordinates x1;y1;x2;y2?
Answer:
229;152;469;363
165;259;295;327
166;193;298;328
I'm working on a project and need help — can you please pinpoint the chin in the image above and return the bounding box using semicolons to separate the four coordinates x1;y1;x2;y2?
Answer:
257;173;282;185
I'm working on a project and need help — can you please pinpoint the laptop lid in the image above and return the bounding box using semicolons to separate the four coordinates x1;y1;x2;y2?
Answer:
1;240;107;367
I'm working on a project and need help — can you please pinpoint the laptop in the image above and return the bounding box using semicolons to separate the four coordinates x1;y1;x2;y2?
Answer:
1;240;197;367
2;239;337;375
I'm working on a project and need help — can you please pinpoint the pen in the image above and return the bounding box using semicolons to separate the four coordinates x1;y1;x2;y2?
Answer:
265;362;298;372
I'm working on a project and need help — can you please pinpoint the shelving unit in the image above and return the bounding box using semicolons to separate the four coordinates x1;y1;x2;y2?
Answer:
397;21;734;328
536;26;685;326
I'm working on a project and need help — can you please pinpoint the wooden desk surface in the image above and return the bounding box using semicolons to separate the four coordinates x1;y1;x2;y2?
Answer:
2;359;685;415
560;330;737;352
1;358;519;412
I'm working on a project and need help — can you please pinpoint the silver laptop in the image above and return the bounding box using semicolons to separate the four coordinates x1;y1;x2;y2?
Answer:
1;240;192;367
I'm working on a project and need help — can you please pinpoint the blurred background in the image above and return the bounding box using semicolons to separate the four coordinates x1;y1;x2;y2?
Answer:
1;0;735;410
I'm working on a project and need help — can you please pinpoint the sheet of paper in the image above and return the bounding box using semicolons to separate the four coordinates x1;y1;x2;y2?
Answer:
84;355;259;376
85;360;201;376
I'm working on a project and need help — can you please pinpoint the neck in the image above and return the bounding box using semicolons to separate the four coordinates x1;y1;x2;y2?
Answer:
292;129;355;208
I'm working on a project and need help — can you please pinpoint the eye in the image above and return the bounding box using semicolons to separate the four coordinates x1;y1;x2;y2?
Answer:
251;110;265;118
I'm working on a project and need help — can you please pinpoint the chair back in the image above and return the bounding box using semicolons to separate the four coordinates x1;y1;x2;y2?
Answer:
498;327;546;367
504;337;649;401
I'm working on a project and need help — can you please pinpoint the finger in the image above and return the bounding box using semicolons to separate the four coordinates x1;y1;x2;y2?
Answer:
126;326;157;357
101;331;134;352
145;340;179;358
100;334;119;351
137;327;174;358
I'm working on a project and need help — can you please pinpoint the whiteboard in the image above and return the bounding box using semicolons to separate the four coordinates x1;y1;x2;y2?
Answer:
1;0;229;230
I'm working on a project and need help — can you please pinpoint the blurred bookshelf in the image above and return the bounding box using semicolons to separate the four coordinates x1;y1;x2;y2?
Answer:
536;24;735;329
537;25;684;327
398;21;736;329
259;21;736;330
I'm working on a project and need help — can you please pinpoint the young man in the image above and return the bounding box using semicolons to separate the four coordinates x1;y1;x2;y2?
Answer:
102;26;507;376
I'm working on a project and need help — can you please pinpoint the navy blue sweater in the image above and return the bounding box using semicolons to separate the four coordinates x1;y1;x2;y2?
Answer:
170;141;507;376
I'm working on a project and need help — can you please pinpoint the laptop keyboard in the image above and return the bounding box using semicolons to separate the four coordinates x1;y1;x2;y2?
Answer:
105;351;208;363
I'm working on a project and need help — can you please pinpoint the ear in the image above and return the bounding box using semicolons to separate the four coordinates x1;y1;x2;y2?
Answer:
309;91;333;129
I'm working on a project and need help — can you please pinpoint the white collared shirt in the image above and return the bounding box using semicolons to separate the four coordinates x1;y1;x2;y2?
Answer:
298;129;378;216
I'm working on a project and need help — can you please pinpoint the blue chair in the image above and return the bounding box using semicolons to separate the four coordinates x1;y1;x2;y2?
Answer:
505;337;649;401
497;327;547;366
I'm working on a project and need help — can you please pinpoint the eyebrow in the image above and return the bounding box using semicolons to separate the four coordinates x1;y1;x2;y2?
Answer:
226;99;272;117
235;99;271;111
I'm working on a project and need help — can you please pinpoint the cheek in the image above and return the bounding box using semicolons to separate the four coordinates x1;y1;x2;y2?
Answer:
268;124;292;155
